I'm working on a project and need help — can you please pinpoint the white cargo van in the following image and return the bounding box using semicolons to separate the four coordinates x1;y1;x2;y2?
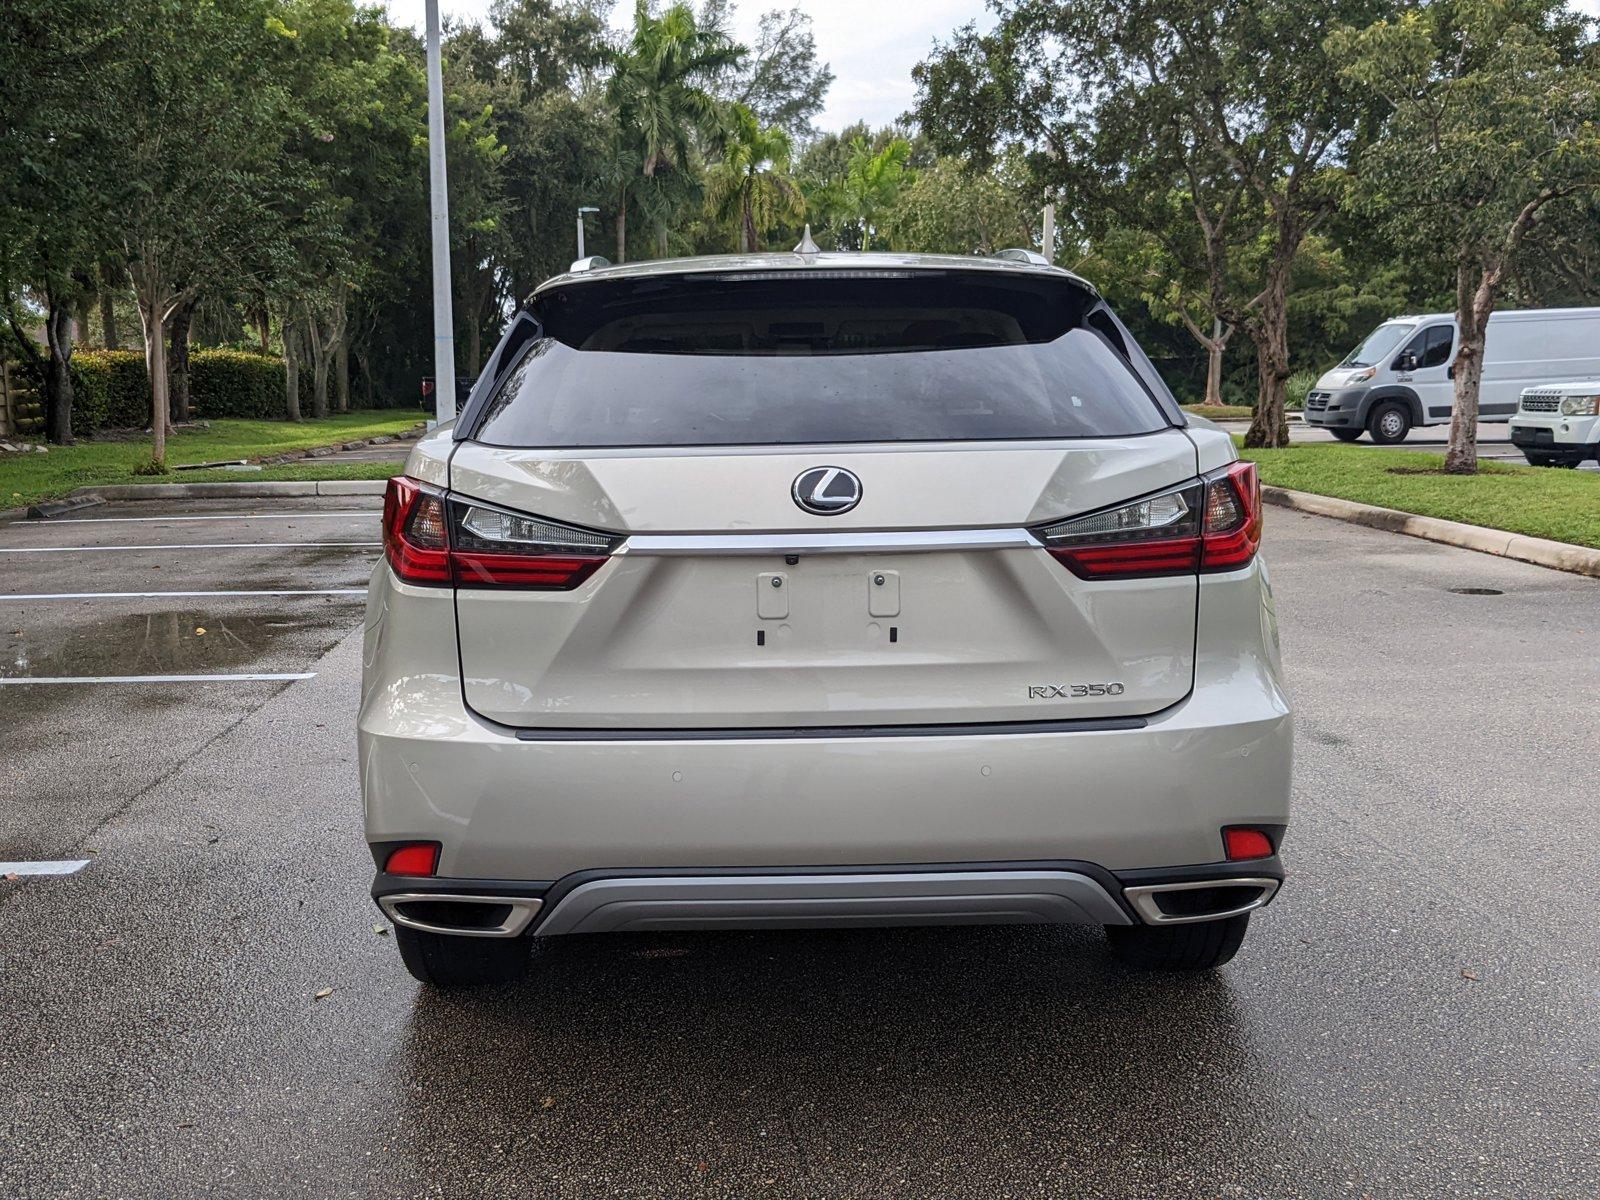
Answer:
1304;308;1600;443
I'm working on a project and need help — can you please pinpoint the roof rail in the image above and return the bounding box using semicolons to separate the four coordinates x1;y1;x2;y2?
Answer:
569;255;611;273
993;248;1051;266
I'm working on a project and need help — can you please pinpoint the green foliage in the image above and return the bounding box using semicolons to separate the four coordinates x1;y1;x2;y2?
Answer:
883;154;1033;255
71;351;151;430
73;349;304;428
703;104;803;251
1284;370;1318;411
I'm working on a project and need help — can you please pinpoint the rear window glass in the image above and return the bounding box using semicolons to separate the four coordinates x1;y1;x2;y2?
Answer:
472;273;1172;448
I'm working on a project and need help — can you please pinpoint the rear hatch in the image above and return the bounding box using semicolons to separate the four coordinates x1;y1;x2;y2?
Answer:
444;266;1204;731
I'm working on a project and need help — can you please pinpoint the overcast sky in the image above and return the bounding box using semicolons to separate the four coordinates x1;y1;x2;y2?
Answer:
383;0;990;130
385;0;1600;134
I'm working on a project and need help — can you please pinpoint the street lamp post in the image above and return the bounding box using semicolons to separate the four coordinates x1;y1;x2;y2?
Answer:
576;206;600;260
424;0;455;427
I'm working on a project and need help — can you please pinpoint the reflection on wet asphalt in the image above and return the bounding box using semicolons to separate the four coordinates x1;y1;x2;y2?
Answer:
0;498;1597;1199
2;607;360;678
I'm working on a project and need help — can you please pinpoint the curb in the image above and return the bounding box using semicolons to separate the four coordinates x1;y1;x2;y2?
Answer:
1262;486;1600;579
65;480;388;501
26;495;106;520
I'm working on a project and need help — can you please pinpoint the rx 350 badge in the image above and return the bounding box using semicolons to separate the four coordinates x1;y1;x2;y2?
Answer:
1029;683;1126;699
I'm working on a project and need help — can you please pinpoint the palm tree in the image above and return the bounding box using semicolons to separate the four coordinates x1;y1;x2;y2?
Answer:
842;136;912;251
606;1;741;261
705;104;804;252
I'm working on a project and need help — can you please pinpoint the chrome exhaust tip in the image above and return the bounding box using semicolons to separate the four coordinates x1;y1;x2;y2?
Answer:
1122;877;1279;925
378;893;543;938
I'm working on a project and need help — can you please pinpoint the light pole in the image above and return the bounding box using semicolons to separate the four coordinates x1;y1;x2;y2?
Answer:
424;0;455;427
576;206;599;260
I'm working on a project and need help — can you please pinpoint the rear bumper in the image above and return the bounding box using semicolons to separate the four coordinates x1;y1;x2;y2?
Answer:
360;558;1291;884
373;859;1285;935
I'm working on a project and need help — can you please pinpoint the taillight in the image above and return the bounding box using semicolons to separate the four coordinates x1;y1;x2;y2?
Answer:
383;477;451;584
1198;461;1262;571
382;476;617;590
449;499;615;589
1035;461;1262;580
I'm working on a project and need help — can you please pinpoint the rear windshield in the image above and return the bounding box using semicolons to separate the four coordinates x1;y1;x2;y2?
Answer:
471;273;1173;448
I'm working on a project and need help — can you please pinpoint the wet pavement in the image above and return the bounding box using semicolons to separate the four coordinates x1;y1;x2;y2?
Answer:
0;496;1596;1198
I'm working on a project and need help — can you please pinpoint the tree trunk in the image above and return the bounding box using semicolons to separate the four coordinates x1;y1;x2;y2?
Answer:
255;309;270;353
741;199;757;254
283;319;302;422
75;294;92;348
335;337;349;413
615;187;628;264
1204;318;1230;407
1243;243;1295;449
168;296;196;423
466;302;482;380
142;308;170;463
130;268;175;464
42;296;75;445
1444;261;1500;475
99;289;119;350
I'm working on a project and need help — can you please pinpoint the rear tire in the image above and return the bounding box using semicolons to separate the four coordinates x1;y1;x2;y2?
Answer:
1104;914;1251;971
1329;428;1362;442
1366;401;1412;444
394;926;529;987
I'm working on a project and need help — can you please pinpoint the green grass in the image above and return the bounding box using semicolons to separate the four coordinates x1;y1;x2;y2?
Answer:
1182;404;1254;420
1240;442;1600;549
1;412;422;509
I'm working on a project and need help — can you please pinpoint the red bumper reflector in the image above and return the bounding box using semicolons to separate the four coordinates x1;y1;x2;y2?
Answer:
385;843;440;876
1223;827;1274;861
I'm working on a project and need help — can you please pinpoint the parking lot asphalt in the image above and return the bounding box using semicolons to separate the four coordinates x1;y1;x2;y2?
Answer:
0;496;1596;1199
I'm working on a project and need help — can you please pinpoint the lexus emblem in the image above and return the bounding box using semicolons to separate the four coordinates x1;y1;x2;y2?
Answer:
792;466;862;516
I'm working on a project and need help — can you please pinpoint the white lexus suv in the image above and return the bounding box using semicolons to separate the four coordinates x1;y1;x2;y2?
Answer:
360;251;1293;987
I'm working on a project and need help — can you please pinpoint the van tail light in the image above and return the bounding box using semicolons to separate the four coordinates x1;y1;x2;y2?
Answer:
1035;462;1262;580
383;477;617;590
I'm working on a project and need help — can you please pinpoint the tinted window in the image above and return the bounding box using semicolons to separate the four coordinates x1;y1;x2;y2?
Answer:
472;273;1171;448
1397;325;1453;369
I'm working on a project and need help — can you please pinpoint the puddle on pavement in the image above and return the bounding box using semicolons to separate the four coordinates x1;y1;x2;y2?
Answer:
2;609;358;678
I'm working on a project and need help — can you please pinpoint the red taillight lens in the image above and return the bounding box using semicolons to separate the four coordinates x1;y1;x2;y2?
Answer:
384;843;439;876
382;478;615;590
1200;461;1261;572
449;499;614;589
1036;463;1262;580
383;477;451;585
1223;827;1274;861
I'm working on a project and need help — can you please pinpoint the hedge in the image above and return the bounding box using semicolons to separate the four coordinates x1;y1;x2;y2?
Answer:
72;348;314;430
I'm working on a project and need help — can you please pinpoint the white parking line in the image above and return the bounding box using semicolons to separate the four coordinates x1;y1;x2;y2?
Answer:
0;542;382;554
0;589;367;601
0;860;91;876
0;672;317;685
16;511;377;525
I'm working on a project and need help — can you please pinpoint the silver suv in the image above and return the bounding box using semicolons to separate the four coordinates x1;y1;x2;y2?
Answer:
360;252;1292;987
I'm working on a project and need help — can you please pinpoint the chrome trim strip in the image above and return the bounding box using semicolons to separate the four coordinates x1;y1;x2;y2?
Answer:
621;528;1037;556
378;892;543;938
1122;877;1279;925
